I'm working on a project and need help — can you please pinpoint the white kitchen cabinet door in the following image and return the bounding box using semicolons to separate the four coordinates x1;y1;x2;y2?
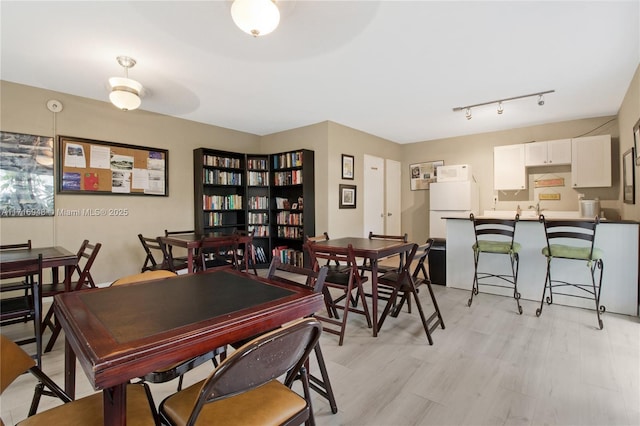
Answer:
525;139;571;166
547;139;572;165
494;144;526;190
571;135;611;188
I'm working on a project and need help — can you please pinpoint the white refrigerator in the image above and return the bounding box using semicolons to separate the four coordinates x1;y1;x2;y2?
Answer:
429;180;479;238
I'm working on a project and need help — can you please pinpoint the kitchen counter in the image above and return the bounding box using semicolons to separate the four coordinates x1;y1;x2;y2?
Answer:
444;217;639;316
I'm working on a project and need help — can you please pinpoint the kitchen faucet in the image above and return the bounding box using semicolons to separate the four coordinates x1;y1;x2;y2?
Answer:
528;202;544;216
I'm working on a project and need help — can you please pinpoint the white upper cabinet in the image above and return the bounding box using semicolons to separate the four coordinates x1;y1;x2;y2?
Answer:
494;144;526;190
571;135;611;188
525;139;571;166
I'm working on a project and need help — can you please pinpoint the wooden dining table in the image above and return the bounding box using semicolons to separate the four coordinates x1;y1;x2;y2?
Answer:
160;232;237;273
312;237;415;337
54;269;324;426
0;246;77;291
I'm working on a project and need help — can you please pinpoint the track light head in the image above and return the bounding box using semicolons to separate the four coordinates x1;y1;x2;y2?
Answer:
538;95;545;106
465;108;472;120
497;102;504;115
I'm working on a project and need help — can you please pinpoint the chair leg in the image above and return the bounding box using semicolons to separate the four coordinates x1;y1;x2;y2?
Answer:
468;250;480;307
423;281;445;331
409;284;434;345
511;252;523;315
536;257;552;317
592;259;605;330
308;342;338;414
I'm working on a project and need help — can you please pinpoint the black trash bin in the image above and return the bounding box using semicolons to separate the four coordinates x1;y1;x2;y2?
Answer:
428;238;446;285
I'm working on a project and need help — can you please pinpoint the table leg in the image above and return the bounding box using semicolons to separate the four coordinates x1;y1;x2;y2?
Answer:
371;258;379;337
64;338;76;398
104;384;126;426
187;248;195;273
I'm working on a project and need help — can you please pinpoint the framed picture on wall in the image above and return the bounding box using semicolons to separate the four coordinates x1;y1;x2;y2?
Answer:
624;147;635;204
633;118;640;166
339;184;356;208
342;154;354;179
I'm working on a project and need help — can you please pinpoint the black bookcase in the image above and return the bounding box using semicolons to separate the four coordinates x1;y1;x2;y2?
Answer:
270;149;315;267
194;148;315;268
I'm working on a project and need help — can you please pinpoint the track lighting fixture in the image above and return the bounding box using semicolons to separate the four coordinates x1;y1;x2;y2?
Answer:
453;90;554;119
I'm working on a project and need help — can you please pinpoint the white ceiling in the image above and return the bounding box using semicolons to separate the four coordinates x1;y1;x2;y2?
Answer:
1;1;639;144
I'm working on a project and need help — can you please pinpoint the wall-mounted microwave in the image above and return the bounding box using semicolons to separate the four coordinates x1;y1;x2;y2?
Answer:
436;164;472;182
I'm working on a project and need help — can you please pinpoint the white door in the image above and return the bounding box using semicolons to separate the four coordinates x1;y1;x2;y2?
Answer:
363;155;385;236
385;159;401;235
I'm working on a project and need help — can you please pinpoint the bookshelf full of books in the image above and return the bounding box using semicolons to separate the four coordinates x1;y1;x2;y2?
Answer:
194;148;314;268
269;149;315;267
246;154;271;267
194;149;246;235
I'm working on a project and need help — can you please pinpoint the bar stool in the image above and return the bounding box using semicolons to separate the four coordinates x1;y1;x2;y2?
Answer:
536;216;605;329
468;213;522;314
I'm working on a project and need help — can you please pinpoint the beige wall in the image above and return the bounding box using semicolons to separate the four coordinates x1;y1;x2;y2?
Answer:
618;64;640;221
327;122;400;238
1;81;260;283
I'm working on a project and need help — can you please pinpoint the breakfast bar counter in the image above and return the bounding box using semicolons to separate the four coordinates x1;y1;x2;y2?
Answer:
444;216;639;316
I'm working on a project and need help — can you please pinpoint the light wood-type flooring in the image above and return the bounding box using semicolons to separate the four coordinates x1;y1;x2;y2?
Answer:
2;272;639;426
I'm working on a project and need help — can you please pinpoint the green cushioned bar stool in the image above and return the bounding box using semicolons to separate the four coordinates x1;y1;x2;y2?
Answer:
468;213;523;314
536;216;605;329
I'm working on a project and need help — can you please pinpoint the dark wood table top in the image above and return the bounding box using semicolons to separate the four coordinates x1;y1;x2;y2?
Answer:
313;237;414;259
161;232;235;248
0;246;76;268
54;269;324;391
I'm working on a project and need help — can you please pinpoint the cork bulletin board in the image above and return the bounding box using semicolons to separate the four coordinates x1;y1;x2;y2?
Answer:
57;136;168;196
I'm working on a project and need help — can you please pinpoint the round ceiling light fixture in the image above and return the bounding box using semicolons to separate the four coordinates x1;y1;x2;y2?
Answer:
109;56;142;111
231;0;280;37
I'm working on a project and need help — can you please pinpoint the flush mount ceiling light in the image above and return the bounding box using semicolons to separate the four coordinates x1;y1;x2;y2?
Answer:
453;90;554;119
109;56;142;111
231;0;280;37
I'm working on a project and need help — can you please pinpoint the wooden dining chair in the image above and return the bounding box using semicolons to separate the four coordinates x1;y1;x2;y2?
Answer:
195;234;239;272
0;334;158;425
305;241;372;346
110;270;226;391
377;241;445;345
138;234;187;273
233;229;258;275
159;317;322;426
164;229;194;263
360;232;409;276
40;240;102;352
0;240;34;321
0;254;43;367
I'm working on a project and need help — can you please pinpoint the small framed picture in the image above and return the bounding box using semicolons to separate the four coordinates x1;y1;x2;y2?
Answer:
342;154;354;180
339;184;356;209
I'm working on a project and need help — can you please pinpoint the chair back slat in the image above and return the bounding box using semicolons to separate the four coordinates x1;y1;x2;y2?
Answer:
74;240;101;290
470;213;518;246
0;240;32;251
540;215;599;256
267;257;328;293
368;232;408;242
